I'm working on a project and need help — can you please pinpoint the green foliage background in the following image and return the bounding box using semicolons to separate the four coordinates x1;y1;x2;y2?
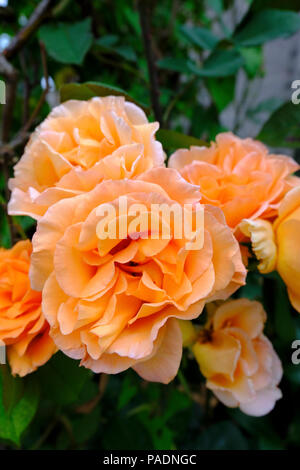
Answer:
0;0;300;450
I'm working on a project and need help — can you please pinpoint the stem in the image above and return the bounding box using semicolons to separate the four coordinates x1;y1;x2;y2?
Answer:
30;417;58;450
3;0;55;60
137;0;163;125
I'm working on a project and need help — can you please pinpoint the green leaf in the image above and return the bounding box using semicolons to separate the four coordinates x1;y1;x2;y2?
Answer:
117;375;138;410
0;205;11;248
113;45;136;62
189;49;244;77
273;275;296;344
95;34;119;47
60;83;95;101
36;353;91;406
157;57;192;74
161;389;190;423
257;101;300;148
13;216;36;233
207;0;224;14
247;97;283;118
250;0;300;12
285;364;300;385
238;271;263;300
60;81;148;113
240;46;263;78
206;76;235;111
190;104;226;141
180;25;219;50
95;36;137;62
234;10;300;47
194;421;249;450
39;19;93;65
287;411;300;446
157;129;207;152
10;378;39;444
0;371;40;445
122;6;141;37
72;405;101;444
228;408;283;449
102;415;152;450
0;365;24;414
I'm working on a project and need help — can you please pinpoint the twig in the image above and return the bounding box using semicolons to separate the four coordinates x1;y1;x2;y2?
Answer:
0;132;30;159
75;374;109;414
30;416;58;450
137;0;163;125
163;77;196;124
59;415;77;449
3;0;55;60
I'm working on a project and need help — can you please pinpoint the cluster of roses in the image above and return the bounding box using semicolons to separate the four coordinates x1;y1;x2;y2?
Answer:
1;96;300;417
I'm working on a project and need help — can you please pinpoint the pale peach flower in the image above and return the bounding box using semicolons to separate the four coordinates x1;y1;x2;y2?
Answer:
30;167;246;383
169;132;299;230
193;299;283;416
0;240;56;376
8;96;165;220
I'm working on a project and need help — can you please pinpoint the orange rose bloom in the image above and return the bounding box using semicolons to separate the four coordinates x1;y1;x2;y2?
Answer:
274;186;300;312
193;299;282;416
30;168;246;383
0;240;56;376
169;132;299;230
8;96;165;220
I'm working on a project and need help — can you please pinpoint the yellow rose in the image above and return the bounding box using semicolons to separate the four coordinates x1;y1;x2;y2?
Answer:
274;186;300;312
193;299;282;416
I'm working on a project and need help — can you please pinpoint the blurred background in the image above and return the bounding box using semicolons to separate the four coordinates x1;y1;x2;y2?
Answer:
0;0;300;451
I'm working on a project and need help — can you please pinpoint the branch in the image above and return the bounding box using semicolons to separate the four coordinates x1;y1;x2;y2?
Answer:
0;56;18;144
137;0;163;126
3;0;55;60
0;42;50;158
0;132;30;158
